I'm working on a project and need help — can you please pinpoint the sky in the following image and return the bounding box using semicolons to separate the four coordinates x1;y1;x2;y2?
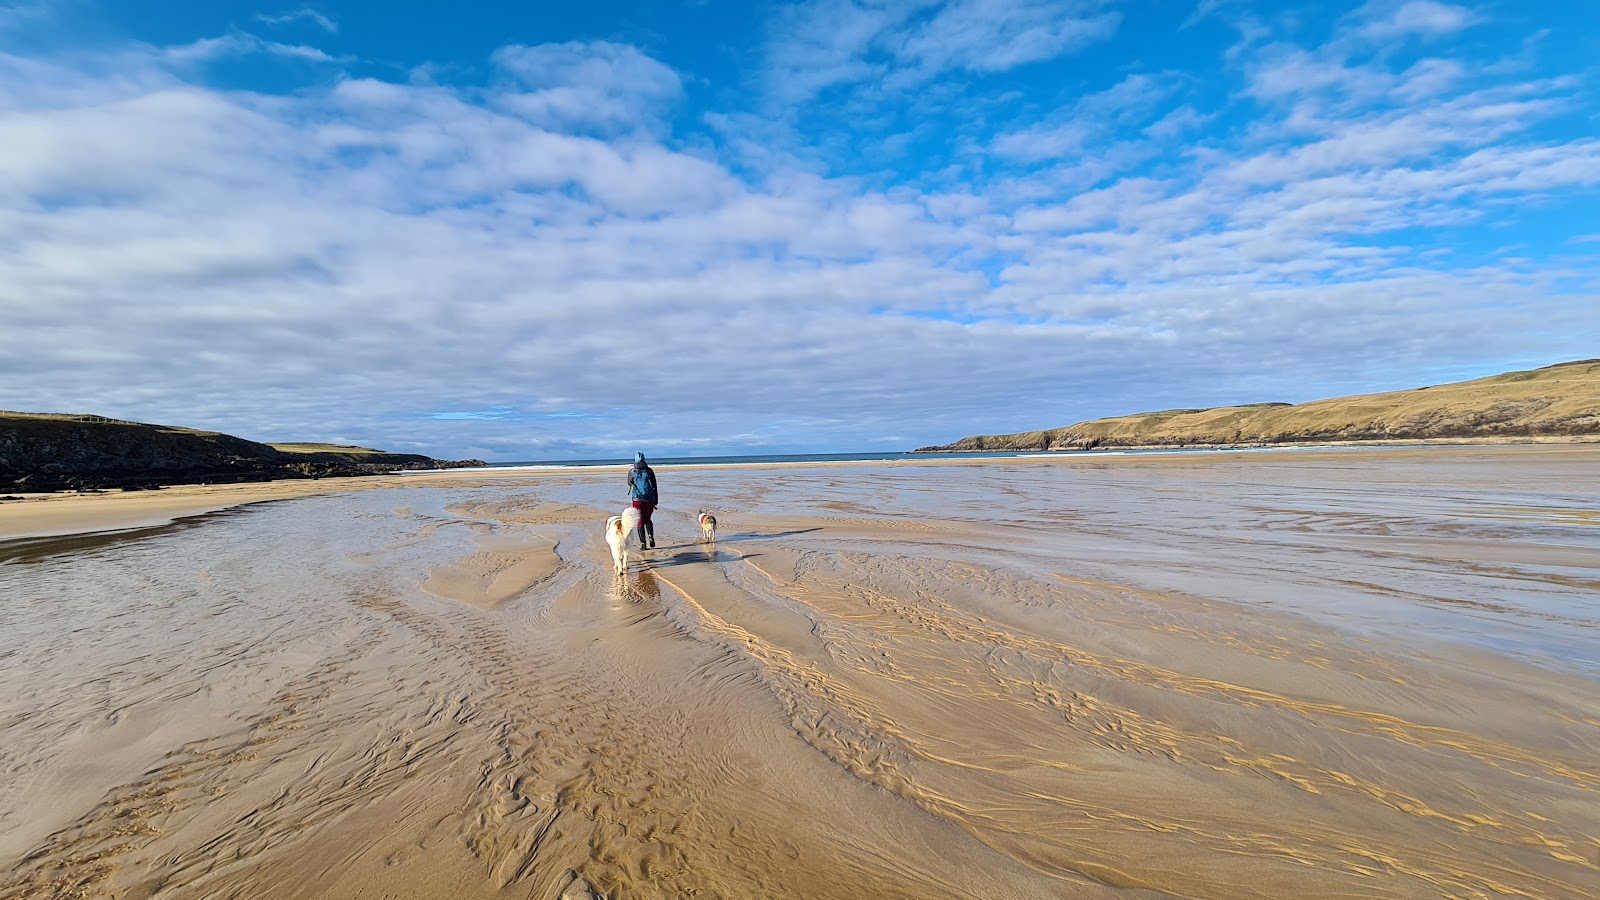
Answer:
2;0;1597;460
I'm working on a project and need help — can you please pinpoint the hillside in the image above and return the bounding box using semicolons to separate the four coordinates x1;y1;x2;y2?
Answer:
267;442;439;467
918;360;1600;452
0;413;484;492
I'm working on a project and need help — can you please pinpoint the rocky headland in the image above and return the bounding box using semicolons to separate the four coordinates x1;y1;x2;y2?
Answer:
918;359;1600;452
0;412;485;492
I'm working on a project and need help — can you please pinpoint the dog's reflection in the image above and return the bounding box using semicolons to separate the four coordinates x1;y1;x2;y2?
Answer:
630;569;661;604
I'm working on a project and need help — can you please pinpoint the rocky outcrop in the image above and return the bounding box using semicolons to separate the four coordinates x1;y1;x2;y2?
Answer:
0;413;485;492
918;360;1600;453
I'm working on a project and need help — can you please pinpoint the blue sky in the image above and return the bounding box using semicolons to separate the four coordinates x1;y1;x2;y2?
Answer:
2;1;1597;460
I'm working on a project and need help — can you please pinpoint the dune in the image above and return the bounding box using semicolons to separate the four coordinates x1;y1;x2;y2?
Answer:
922;358;1600;451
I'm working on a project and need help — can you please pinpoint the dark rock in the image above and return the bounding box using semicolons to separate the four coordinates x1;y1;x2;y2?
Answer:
0;412;488;493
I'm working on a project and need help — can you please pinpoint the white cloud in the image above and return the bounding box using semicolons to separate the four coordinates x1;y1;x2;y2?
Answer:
1181;0;1245;30
256;8;338;33
262;40;341;63
1;8;1597;458
764;0;898;104
491;41;683;134
1142;105;1210;141
992;73;1176;163
1392;57;1466;100
1358;0;1480;42
893;0;1121;76
765;0;1122;103
160;32;346;65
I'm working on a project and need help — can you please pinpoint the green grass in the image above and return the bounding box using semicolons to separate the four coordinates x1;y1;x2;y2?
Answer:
268;442;390;456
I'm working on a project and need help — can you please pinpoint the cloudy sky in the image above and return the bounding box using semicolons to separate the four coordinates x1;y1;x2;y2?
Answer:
2;1;1597;460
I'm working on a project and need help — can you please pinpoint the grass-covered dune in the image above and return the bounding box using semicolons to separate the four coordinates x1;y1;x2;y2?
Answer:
919;360;1600;452
0;413;483;491
266;442;437;467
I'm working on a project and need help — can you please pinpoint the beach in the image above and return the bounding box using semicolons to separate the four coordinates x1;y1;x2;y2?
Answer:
1;445;1597;898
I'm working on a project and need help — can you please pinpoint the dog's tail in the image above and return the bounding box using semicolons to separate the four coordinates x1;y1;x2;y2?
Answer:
622;507;641;531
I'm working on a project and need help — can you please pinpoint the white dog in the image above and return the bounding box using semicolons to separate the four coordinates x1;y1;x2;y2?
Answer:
697;510;717;543
606;507;642;575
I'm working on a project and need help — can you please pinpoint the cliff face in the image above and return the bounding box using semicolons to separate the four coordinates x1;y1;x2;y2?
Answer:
0;414;484;491
919;360;1600;452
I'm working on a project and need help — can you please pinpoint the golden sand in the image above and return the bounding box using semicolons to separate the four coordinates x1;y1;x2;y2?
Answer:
1;446;1597;898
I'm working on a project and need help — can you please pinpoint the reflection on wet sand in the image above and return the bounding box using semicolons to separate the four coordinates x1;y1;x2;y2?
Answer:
1;446;1597;898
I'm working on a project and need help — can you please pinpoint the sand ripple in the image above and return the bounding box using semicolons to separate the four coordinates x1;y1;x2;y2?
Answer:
2;449;1598;897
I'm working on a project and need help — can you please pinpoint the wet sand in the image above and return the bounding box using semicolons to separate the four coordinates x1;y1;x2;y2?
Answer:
1;445;1597;898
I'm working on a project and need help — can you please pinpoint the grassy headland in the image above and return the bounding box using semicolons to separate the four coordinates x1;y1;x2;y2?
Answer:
919;360;1600;452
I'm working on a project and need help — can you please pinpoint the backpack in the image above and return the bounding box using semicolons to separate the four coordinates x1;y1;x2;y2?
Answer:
630;467;655;501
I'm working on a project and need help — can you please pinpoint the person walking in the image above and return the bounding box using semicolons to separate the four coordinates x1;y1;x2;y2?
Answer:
627;452;659;550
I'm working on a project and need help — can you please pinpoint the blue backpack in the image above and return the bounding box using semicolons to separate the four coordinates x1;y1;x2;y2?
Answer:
630;467;656;501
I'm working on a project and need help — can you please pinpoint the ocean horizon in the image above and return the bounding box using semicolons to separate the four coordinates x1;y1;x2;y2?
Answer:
489;450;1027;469
431;443;1420;472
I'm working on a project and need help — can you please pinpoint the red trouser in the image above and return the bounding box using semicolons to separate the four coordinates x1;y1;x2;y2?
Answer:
631;501;656;529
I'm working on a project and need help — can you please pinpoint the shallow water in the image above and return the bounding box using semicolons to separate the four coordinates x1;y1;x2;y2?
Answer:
2;448;1597;898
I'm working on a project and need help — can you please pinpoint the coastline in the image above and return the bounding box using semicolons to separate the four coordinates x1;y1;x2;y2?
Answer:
5;439;1600;542
916;433;1600;453
916;360;1600;454
0;476;379;541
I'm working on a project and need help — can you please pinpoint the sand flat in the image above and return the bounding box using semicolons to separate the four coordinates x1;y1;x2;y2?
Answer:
1;445;1597;898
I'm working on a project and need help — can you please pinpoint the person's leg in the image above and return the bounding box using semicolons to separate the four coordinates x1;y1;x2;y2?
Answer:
633;501;649;549
641;503;656;548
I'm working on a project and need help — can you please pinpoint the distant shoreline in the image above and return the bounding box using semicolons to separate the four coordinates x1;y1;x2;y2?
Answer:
914;433;1600;454
917;359;1600;453
6;441;1600;543
401;434;1600;473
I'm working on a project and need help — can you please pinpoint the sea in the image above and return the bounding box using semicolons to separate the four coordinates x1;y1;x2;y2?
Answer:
416;444;1365;473
484;450;1023;469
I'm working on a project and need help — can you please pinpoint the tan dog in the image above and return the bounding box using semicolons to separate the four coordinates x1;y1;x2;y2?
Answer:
606;507;642;574
697;510;717;543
